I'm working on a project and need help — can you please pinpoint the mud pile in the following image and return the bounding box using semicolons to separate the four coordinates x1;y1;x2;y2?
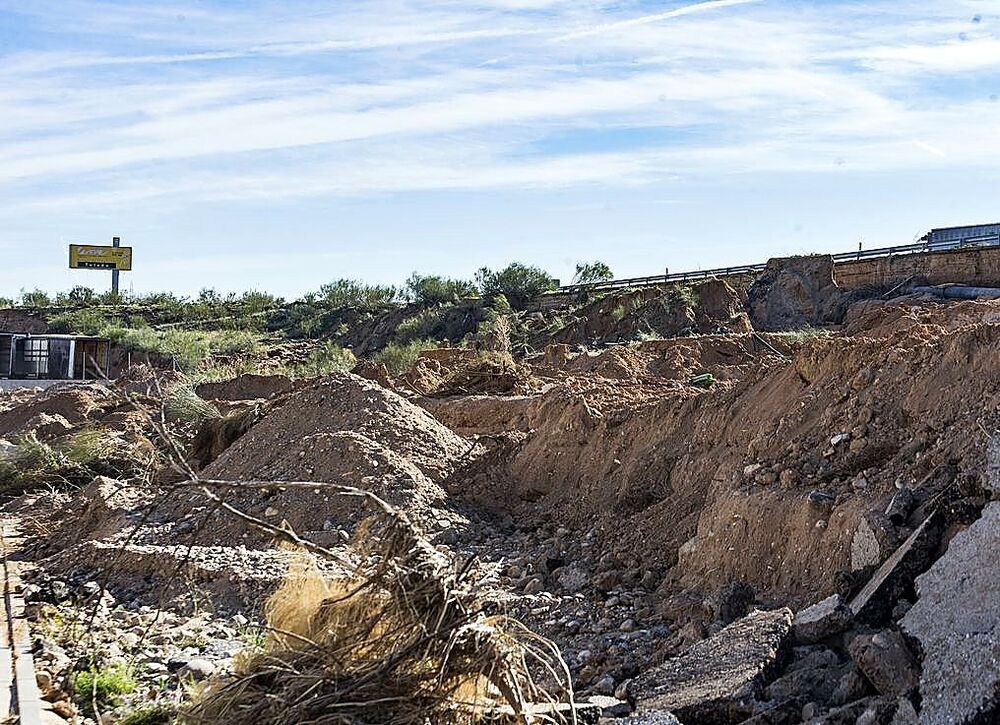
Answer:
745;255;847;331
197;373;482;536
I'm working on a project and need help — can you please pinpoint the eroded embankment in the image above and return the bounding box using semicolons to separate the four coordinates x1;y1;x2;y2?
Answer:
425;300;1000;605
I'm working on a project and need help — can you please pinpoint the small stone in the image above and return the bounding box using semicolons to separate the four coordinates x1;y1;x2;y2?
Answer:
779;468;798;488
587;694;632;717
264;507;279;517
179;658;217;682
830;433;851;447
620;619;637;632
743;463;763;478
807;489;836;512
593;674;616;696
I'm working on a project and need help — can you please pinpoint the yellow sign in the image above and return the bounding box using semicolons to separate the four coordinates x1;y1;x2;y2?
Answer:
69;244;133;271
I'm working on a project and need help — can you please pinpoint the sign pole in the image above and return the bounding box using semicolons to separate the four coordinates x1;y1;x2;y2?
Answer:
111;236;121;297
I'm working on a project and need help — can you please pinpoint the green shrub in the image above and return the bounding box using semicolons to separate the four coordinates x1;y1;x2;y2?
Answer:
394;308;442;344
476;263;556;310
318;279;400;309
288;342;357;378
373;339;437;375
73;664;137;712
573;261;613;284
405;273;476;305
47;308;110;335
210;330;260;357
19;288;52;307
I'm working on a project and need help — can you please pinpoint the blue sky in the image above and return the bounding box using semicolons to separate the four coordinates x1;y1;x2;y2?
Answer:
0;0;998;298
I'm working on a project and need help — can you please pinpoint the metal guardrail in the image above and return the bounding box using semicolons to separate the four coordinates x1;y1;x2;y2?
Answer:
553;238;1000;296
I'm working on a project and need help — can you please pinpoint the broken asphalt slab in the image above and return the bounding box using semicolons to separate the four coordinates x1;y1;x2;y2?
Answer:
901;501;1000;725
632;608;793;725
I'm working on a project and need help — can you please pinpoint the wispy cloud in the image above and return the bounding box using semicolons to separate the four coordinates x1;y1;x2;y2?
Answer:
0;0;998;214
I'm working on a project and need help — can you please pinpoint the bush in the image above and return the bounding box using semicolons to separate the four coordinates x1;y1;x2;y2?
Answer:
19;288;52;307
476;263;556;310
73;664;137;713
210;330;260;357
573;261;613;284
287;342;357;378
373;339;437;375
47;308;110;335
405;274;476;305
319;279;400;309
394;309;442;344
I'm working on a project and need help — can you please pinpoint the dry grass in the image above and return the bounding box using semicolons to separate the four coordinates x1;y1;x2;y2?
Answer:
187;507;576;725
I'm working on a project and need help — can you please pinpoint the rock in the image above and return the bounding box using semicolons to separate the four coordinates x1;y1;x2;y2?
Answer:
830;433;851;447
744;463;764;478
830;665;870;706
556;565;589;593
593;674;616;696
778;468;798;488
179;657;216;681
587;695;632;717
901;501;1000;725
793;594;853;643
807;490;836;513
593;570;621;592
716;580;756;625
765;654;849;708
807;696;899;724
849;513;942;625
847;630;919;697
850;510;912;572
883;488;916;525
633;608;793;724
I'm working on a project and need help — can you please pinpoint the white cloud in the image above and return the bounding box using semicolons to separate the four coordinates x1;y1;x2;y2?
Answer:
0;0;998;209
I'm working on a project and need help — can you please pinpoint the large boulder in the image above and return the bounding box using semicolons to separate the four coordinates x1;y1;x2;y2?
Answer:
633;608;793;724
901;501;1000;724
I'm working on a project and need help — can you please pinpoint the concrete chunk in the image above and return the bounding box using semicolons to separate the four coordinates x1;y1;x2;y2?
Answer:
901;501;1000;724
633;608;793;724
849;513;942;625
847;629;919;697
793;594;854;643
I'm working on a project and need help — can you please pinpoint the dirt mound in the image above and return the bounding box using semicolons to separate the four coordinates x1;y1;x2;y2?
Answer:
746;255;846;331
196;374;295;401
0;383;112;439
199;373;482;533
